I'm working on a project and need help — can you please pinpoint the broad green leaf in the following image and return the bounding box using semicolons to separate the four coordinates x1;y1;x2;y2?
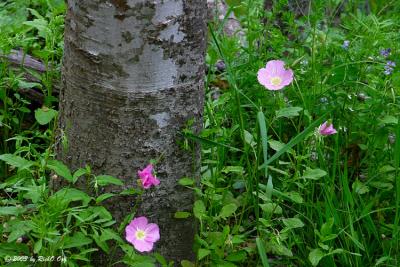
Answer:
268;140;294;154
63;232;92;249
96;193;116;203
18;80;42;89
244;130;256;147
225;250;247;262
181;260;195;267
276;107;303;119
35;107;58;125
7;229;25;243
282;218;304;229
100;229;123;243
47;160;73;182
380;115;398;125
302;168;327;180
352;180;369;195
219;203;237;219
320;218;334;237
197;248;211;260
193;200;206;219
0;154;33;170
73;168;87;183
52;188;92;206
34;239;42;254
174;211;191;219
284;192;304;204
309;248;326;266
178;177;194;186
96;175;124;186
260;203;282;215
0;206;26;216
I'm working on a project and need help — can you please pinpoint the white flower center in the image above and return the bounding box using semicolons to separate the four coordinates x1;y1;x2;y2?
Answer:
135;229;146;240
270;76;282;86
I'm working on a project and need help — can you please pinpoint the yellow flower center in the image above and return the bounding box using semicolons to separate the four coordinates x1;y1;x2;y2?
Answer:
135;229;146;240
270;76;282;86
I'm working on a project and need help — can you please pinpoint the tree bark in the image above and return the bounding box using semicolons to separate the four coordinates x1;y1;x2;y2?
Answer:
55;0;206;264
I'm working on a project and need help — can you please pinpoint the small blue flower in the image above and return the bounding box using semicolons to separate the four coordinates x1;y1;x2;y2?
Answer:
384;61;396;75
387;61;396;67
380;48;391;58
342;40;350;50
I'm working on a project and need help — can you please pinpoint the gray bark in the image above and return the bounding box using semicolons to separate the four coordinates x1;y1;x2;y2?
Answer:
55;0;206;264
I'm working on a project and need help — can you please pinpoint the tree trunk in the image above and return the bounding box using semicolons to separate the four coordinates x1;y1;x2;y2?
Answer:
55;0;206;264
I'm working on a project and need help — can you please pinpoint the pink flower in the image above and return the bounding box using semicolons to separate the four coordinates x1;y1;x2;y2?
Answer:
257;60;294;90
318;121;337;136
138;164;160;189
125;216;160;252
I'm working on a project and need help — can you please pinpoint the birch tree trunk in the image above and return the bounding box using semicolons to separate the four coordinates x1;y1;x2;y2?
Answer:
56;0;206;263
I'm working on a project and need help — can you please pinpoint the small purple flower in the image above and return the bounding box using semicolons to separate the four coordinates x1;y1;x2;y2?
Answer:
380;48;391;58
384;61;396;75
318;121;337;136
387;61;396;67
342;40;350;50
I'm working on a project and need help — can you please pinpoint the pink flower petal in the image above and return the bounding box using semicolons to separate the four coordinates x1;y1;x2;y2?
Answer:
265;60;285;76
257;60;293;90
145;223;160;242
281;69;294;86
130;216;148;229
257;68;271;87
132;238;154;252
318;121;337;135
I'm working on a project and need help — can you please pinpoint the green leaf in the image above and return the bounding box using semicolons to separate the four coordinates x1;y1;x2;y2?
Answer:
256;237;270;267
282;218;304;230
174;211;191;219
193;200;206;219
181;260;195;267
268;140;294;154
276;107;303;119
197;248;211;260
309;248;326;266
0;206;26;216
219;203;237;219
96;193;116;203
63;232;92;249
0;154;33;170
352;180;369;195
18;80;42;89
260;203;282;215
225;250;247;262
34;239;42;254
34;107;58;125
320;218;334;237
301;168;327;180
47;160;73;182
154;253;167;266
221;166;244;174
380;115;398;125
96;175;124;186
259;114;327;169
73;168;87;183
178;177;194;186
52;188;92;206
7;229;25;243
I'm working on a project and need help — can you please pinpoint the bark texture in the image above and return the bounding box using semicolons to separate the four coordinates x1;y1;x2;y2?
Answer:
56;0;206;264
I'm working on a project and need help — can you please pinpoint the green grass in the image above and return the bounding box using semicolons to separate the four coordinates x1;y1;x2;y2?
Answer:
197;0;400;266
1;0;400;266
